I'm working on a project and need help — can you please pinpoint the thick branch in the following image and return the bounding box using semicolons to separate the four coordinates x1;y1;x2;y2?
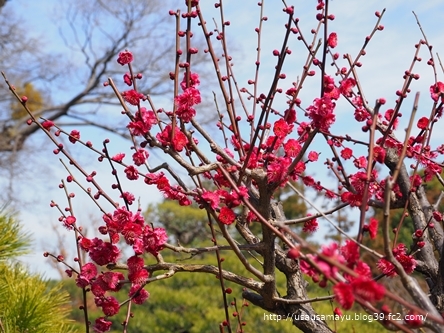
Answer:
108;261;263;293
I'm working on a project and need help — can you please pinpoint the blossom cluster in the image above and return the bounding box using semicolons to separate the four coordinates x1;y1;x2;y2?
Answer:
30;1;444;330
71;206;167;332
299;241;385;310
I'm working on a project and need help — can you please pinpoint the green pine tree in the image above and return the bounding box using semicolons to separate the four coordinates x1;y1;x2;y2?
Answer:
0;209;78;333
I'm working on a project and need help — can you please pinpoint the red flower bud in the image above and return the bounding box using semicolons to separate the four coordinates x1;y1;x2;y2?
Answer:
287;247;300;259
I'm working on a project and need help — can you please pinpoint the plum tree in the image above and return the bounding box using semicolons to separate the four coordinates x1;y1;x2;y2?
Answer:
3;0;444;332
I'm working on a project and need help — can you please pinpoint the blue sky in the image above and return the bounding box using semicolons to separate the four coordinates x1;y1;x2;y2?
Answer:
5;0;444;279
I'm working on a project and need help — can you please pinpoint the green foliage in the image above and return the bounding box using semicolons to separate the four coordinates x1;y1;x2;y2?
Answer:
0;264;77;333
0;210;78;333
145;200;209;245
0;210;30;261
